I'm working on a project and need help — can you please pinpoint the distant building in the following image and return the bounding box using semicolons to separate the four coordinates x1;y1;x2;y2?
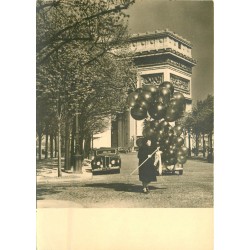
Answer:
94;29;197;149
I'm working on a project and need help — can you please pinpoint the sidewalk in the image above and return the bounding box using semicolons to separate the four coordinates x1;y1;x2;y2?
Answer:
36;158;93;184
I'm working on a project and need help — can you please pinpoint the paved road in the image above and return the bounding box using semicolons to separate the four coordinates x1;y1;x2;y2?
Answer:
37;152;213;208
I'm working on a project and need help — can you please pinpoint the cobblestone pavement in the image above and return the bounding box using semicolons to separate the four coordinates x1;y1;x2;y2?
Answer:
36;153;213;208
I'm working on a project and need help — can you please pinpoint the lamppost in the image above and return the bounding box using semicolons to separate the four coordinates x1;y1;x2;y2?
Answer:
73;107;82;173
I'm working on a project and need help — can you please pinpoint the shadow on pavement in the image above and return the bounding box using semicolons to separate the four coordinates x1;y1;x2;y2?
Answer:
36;186;65;200
84;183;166;193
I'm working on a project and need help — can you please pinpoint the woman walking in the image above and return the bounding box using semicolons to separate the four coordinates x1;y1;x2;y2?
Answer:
137;139;158;193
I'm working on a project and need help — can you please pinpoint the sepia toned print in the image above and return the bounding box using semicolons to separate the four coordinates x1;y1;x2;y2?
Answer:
36;1;213;249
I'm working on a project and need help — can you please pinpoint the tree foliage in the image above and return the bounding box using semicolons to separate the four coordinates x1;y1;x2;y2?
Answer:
180;95;214;134
36;0;137;173
179;95;214;154
37;0;135;65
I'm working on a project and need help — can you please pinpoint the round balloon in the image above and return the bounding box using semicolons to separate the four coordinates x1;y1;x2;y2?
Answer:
130;105;147;120
169;98;186;115
148;102;166;120
167;129;174;138
127;92;139;108
165;106;179;122
162;137;171;147
136;98;149;110
180;146;188;156
142;126;156;138
176;149;183;157
159;81;174;95
158;120;169;132
155;134;162;143
173;92;185;105
158;87;171;104
137;90;153;103
169;157;177;165
171;135;177;143
142;84;158;94
156;127;165;136
155;128;165;142
169;98;183;110
163;158;170;166
157;95;165;104
174;125;183;136
168;148;176;156
150;119;161;129
177;155;187;164
169;143;178;151
174;137;184;147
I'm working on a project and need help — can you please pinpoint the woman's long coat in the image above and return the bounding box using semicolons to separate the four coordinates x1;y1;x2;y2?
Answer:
137;145;157;183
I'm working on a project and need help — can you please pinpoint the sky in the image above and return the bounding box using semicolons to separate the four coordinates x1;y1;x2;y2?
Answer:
125;0;214;103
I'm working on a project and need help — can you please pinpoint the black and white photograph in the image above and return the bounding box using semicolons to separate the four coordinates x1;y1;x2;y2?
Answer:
36;0;214;208
5;1;250;250
36;0;213;249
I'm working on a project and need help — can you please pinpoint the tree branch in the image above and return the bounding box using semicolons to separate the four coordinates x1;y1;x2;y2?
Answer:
37;0;134;54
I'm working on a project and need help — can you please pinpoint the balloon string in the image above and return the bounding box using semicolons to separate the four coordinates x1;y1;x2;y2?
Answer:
130;147;159;176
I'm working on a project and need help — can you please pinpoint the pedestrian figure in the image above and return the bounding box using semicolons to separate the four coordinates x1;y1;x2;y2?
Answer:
137;139;158;193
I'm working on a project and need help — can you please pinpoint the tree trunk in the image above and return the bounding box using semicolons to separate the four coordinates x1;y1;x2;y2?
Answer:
54;135;58;158
50;134;53;158
202;133;206;158
64;120;71;171
45;125;49;159
188;130;191;157
61;132;65;158
38;133;42;160
58;122;62;177
70;121;75;166
80;136;84;160
209;132;213;149
195;133;199;156
84;135;91;159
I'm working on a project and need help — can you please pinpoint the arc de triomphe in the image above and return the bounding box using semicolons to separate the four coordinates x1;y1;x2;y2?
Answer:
95;29;197;149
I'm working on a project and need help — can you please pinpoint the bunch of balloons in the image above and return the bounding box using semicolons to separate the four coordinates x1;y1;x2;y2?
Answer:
142;120;188;165
127;81;188;166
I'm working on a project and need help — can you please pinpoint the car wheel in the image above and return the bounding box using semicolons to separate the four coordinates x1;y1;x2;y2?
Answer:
179;170;183;175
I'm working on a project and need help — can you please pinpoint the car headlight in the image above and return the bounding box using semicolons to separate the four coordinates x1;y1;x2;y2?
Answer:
96;161;100;166
111;160;115;164
117;159;120;163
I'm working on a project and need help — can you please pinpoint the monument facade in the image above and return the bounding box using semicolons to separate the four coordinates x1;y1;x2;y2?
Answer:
101;29;196;149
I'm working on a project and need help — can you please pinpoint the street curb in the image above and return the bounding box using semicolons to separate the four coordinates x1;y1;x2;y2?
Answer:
37;166;93;184
36;174;92;184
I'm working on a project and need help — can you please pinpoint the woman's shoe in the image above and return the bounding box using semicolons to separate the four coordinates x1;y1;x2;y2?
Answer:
143;188;148;193
146;187;150;192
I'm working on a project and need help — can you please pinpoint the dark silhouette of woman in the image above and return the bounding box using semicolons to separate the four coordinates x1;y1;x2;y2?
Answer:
137;139;157;193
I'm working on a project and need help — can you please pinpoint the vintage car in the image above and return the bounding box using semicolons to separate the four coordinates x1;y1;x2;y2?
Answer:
90;148;121;174
117;147;129;154
161;163;184;175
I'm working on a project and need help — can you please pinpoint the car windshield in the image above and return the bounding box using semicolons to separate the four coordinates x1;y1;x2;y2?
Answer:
96;149;116;155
